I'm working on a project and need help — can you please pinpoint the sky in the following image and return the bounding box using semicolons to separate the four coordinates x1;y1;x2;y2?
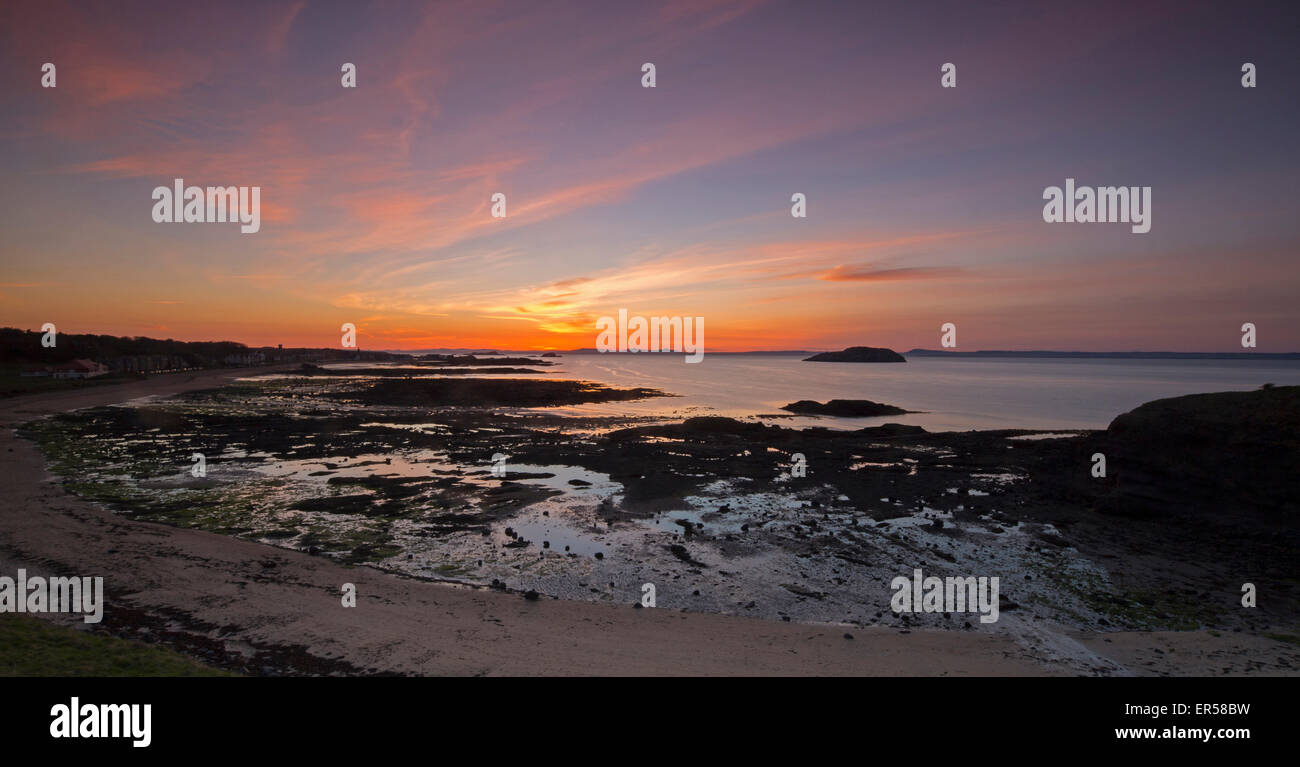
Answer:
1;0;1297;352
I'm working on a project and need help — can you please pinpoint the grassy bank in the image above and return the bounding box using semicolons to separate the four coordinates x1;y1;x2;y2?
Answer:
0;613;233;677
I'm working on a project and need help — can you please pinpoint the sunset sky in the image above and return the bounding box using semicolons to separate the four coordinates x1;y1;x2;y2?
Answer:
1;0;1297;352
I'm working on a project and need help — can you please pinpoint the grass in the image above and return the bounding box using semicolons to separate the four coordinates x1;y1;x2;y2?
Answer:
0;613;233;677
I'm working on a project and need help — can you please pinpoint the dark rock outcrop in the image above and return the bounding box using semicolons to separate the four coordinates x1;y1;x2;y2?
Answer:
1100;385;1300;519
327;378;664;407
803;346;905;363
781;399;910;417
856;423;926;437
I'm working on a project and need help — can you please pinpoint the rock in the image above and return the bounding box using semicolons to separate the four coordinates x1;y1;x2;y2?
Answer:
856;423;926;436
678;416;774;435
781;399;910;417
666;544;707;568
523;589;540;601
1037;532;1070;548
802;346;906;363
1101;385;1300;519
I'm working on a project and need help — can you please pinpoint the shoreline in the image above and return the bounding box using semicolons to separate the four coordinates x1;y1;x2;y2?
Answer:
2;369;1296;676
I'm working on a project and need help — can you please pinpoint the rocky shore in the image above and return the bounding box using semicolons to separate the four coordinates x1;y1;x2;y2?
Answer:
3;369;1297;675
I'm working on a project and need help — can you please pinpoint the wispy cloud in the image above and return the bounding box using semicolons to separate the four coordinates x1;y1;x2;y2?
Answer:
811;265;961;282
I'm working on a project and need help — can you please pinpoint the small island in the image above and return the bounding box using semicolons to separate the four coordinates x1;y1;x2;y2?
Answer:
803;346;906;363
781;399;912;417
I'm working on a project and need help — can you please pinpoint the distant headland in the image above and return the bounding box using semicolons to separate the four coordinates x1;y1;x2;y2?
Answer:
906;349;1300;360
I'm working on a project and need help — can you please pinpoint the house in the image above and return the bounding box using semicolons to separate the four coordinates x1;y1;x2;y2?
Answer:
222;351;266;366
52;359;109;379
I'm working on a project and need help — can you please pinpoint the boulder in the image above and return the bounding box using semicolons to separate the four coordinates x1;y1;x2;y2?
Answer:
1101;385;1300;519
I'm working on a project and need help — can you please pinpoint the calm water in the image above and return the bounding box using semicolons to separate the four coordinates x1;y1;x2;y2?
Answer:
533;353;1300;431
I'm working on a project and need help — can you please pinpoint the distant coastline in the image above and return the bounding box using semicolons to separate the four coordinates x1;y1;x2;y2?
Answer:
397;347;1300;359
6;328;1297;361
904;349;1300;360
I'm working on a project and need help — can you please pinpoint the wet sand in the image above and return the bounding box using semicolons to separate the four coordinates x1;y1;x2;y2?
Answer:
1;369;1295;676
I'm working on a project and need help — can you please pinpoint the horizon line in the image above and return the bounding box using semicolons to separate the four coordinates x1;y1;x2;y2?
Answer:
5;327;1297;357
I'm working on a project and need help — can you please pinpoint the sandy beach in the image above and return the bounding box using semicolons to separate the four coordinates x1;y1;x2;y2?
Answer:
2;368;1295;676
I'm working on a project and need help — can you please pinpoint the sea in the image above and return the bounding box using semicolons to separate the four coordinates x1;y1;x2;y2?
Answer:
514;352;1300;432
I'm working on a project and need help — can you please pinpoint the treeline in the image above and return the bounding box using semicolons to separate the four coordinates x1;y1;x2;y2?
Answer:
0;327;251;366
